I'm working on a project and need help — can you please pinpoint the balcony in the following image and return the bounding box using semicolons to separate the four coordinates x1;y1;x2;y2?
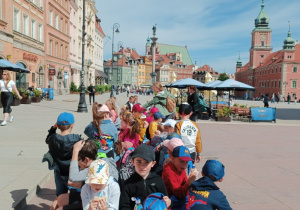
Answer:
86;35;93;45
85;59;93;67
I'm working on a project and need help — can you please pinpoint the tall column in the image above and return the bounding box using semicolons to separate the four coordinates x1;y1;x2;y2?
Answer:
150;25;158;84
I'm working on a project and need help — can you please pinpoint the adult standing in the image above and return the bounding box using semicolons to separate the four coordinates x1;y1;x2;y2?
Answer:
294;95;297;105
143;82;175;120
0;71;22;126
187;85;199;122
271;93;275;103
126;85;130;97
87;83;95;105
263;94;269;108
287;93;291;104
110;85;114;98
277;92;281;103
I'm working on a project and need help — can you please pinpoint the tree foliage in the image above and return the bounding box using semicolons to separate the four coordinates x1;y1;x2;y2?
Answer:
218;73;230;81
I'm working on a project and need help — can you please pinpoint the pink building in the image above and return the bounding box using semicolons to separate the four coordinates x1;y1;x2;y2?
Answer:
0;0;45;89
235;1;300;100
44;0;71;95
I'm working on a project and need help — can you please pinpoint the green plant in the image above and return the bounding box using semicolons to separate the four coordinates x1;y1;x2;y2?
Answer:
19;88;31;98
105;85;111;91
233;103;239;107
33;89;42;97
239;104;248;108
12;90;19;98
217;106;232;117
70;82;78;92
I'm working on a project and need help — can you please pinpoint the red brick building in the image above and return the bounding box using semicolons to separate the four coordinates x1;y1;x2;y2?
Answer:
235;1;300;100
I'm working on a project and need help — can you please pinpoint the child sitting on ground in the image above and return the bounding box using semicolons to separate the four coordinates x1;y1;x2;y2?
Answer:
186;160;232;210
106;98;118;123
118;111;140;150
146;107;159;125
162;146;198;208
132;104;149;143
175;103;202;163
81;159;120;210
84;103;118;159
45;112;82;209
119;144;171;209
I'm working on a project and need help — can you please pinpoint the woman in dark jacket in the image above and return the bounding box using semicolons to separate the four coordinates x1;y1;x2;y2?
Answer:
188;85;199;121
87;83;95;105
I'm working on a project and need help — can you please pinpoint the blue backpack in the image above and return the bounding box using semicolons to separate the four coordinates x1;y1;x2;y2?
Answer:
143;193;168;210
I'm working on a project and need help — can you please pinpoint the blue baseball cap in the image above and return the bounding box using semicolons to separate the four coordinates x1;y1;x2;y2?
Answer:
202;160;225;181
57;112;75;125
166;132;182;140
154;112;165;120
172;146;193;161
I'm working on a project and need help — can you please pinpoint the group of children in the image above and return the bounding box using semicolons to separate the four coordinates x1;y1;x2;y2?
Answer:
44;97;232;210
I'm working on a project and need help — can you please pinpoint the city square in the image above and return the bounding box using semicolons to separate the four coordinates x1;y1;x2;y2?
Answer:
1;0;300;209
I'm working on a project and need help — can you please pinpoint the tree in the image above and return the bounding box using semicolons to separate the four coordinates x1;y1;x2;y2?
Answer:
218;73;229;81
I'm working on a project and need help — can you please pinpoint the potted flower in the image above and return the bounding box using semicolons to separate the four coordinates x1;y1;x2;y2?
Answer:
70;82;78;94
20;88;31;104
11;90;21;106
32;89;42;103
216;106;231;122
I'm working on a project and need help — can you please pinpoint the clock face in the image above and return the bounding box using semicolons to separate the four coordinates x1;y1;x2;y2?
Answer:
260;34;266;40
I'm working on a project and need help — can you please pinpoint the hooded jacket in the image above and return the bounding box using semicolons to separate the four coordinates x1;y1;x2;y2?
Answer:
186;176;232;210
46;127;82;176
84;119;118;143
143;90;175;116
119;172;168;210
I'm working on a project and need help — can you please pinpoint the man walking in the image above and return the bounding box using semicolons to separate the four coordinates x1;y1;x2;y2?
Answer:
287;93;291;104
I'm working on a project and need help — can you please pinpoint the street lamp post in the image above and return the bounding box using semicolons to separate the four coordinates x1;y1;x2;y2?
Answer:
77;0;87;112
150;25;158;84
111;23;120;87
117;41;123;86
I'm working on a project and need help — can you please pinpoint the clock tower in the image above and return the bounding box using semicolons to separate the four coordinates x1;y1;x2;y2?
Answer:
249;0;272;69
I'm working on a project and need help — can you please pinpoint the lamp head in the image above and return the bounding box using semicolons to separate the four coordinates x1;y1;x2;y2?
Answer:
115;28;120;34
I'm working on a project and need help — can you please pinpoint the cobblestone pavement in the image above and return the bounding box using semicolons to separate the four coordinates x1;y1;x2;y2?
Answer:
0;91;299;209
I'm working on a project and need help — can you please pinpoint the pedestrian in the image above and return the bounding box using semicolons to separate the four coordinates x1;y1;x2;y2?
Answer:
187;85;199;122
294;95;297;105
277;92;280;103
287;93;291;104
263;94;269;107
271;93;275;103
244;92;248;100
0;71;22;126
126;85;130;97
87;83;95;105
110;85;114;98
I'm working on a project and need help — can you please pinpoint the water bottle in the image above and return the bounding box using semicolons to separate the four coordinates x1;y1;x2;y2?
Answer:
132;197;144;210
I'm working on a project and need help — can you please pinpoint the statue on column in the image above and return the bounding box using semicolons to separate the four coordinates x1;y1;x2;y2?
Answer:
152;24;157;36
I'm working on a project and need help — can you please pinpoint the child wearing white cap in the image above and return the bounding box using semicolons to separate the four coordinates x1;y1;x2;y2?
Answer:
81;159;120;210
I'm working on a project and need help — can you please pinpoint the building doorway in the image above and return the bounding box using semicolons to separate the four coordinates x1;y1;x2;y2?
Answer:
16;62;28;89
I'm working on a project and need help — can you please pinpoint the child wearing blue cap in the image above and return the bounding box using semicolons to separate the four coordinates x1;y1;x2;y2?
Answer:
45;112;82;209
149;112;165;139
185;160;232;210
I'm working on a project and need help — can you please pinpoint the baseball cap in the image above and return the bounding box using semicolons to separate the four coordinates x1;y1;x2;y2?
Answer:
150;107;159;114
98;104;112;117
162;119;177;128
172;146;193;161
166;132;182;140
202;160;225;181
130;144;155;162
85;159;110;184
163;138;184;152
57;112;75;125
154;112;165;120
132;104;146;112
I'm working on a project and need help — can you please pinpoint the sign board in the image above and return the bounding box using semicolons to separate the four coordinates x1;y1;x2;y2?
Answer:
251;107;276;122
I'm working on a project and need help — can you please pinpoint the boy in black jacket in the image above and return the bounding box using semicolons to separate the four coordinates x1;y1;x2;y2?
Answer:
119;144;171;209
186;160;232;210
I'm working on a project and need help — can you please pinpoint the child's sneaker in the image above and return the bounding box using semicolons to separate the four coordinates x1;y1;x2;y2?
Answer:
9;116;14;123
1;121;7;126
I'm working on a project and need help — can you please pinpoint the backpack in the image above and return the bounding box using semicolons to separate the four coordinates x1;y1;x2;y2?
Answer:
143;193;168;210
185;189;208;210
166;94;176;113
118;148;135;182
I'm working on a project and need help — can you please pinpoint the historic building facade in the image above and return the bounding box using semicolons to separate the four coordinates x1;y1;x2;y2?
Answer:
235;1;300;100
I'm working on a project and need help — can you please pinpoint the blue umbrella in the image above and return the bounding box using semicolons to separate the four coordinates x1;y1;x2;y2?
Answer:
166;78;207;89
0;59;30;73
205;80;223;89
214;79;255;90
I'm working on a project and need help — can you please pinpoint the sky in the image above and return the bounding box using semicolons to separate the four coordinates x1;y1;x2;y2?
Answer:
95;0;300;74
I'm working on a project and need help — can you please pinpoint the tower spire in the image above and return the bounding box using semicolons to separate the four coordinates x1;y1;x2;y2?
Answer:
283;21;295;50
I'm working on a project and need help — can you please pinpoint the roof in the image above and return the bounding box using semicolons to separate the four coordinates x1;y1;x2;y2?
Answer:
157;43;193;65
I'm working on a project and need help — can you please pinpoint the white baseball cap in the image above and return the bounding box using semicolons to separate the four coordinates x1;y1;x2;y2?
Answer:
162;119;177;128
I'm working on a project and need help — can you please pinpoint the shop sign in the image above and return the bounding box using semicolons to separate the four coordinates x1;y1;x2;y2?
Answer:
23;53;38;63
49;69;56;75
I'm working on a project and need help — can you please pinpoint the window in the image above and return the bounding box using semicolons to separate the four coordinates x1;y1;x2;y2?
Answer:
278;80;280;88
31;19;36;39
23;13;29;36
261;41;264;46
60;18;63;31
49;10;53;26
274;80;276;88
13;8;21;32
49;40;53;55
65;21;68;34
64;72;67;88
32;73;35;82
38;23;43;42
291;80;297;88
60;44;63;58
55;42;58;57
0;0;2;20
55;14;59;30
293;67;297;73
65;46;68;59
